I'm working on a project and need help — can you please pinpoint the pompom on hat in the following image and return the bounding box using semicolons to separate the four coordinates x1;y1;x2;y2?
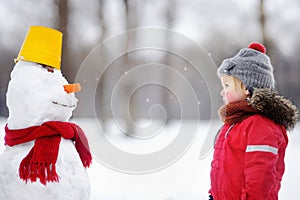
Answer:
217;42;275;90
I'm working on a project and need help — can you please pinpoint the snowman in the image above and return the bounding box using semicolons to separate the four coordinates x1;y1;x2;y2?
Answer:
0;26;92;200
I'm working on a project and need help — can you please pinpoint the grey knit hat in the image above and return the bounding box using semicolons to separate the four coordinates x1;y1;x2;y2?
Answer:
217;42;275;90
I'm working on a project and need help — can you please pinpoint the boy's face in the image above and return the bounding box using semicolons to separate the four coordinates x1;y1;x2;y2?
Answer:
220;75;249;105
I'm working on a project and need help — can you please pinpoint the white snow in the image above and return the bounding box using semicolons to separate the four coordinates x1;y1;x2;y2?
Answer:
1;117;299;199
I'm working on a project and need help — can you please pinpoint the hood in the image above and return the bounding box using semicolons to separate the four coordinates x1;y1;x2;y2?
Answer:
249;88;298;131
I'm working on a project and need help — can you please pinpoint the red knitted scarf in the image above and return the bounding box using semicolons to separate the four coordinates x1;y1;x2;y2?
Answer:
4;121;92;185
218;100;259;124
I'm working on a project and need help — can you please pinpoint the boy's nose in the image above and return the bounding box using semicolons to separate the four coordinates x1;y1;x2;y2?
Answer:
220;89;224;96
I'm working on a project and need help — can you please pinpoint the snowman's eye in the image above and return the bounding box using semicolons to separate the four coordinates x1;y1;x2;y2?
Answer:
47;67;54;73
42;65;54;73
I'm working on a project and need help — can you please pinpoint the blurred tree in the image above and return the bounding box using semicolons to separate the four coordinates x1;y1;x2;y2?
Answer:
124;0;135;135
163;1;178;123
260;0;268;47
56;0;74;82
262;0;300;109
95;0;112;133
0;51;13;117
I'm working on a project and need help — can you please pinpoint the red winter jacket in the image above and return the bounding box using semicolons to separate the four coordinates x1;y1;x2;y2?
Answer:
209;114;288;200
209;88;298;200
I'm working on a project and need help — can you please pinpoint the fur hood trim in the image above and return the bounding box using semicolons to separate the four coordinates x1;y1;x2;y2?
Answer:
249;88;298;130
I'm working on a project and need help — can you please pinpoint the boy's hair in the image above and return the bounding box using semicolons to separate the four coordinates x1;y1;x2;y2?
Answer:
232;76;246;91
231;76;254;97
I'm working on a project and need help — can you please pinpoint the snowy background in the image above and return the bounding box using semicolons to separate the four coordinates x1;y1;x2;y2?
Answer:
1;0;300;199
1;117;299;199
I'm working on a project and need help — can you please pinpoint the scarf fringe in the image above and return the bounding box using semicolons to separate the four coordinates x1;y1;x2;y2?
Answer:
19;160;59;185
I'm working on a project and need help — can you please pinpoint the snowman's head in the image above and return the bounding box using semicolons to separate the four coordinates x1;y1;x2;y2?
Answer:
7;61;79;129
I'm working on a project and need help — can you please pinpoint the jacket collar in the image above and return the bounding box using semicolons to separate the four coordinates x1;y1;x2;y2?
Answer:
249;88;298;130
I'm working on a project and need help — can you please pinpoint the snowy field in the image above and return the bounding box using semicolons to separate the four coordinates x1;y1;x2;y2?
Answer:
0;117;299;200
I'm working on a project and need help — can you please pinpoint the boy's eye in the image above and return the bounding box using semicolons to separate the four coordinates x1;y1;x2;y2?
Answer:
223;83;229;88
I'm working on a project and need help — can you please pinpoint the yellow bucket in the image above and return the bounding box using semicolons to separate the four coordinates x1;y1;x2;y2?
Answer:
15;26;63;70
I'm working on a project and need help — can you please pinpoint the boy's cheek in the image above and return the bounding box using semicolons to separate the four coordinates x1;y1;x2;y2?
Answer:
224;92;236;104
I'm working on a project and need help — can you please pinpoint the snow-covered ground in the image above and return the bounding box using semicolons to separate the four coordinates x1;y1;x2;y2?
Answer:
0;117;299;199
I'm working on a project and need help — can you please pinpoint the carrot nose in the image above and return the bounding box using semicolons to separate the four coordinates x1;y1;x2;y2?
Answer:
63;83;81;93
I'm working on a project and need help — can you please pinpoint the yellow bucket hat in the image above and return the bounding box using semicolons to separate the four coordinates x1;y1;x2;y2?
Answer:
15;26;63;70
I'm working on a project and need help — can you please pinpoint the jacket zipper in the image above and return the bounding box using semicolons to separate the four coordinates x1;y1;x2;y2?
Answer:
225;124;235;138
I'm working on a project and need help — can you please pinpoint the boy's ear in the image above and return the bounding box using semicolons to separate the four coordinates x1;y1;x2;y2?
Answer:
244;88;250;96
245;87;254;97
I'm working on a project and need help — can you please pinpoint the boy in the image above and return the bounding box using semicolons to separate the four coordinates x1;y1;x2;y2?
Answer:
209;42;298;200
